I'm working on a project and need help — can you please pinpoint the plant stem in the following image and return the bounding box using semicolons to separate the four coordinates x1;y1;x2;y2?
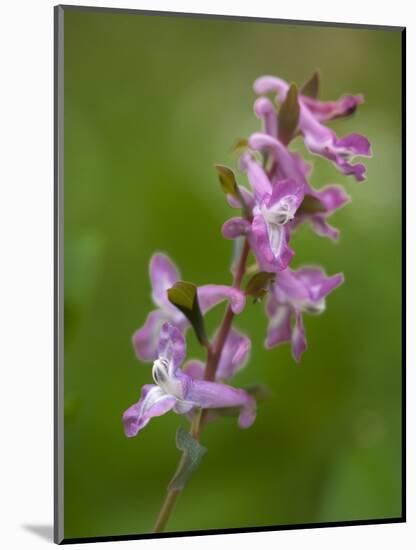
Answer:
153;409;200;533
204;239;250;384
152;238;250;533
152;487;180;533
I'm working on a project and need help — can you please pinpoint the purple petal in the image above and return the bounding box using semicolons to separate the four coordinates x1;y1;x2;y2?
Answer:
292;309;307;362
216;328;251;380
198;285;246;315
249;215;274;267
157;322;186;370
248;133;307;187
222;217;251;239
253;75;288;97
185;379;256;428
183;360;205;380
335;133;371;156
304;133;369;182
302;94;364;122
291;152;312;178
122;385;176;437
275;268;310;303
300;106;371;182
150;253;180;309
238;408;257;428
132;309;166;362
254;96;277;138
309;216;340;241
265;300;293;349
250;214;294;272
266;179;305;214
240;152;272;201
340;161;367;182
294;185;349;241
295;267;344;303
226;185;255;210
311;184;350;212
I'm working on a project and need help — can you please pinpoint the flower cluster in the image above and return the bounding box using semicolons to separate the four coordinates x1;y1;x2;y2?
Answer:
123;72;371;441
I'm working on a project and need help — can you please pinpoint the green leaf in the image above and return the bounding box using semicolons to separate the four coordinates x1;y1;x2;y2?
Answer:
215;164;249;217
297;195;327;215
231;137;249;152
245;272;276;302
300;70;320;99
215;164;239;199
168;427;207;491
278;83;300;145
167;281;207;345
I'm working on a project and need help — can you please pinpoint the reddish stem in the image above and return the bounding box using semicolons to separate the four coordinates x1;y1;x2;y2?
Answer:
204;239;250;382
153;238;250;532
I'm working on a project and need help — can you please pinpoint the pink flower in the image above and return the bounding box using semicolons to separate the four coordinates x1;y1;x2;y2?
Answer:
132;253;246;362
123;324;256;436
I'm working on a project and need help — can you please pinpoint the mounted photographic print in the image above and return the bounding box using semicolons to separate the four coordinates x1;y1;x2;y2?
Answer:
54;5;405;544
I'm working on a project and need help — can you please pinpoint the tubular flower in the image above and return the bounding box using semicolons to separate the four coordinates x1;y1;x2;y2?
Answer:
249;177;304;272
132;253;246;362
253;75;372;182
184;327;251;382
247;131;349;240
265;267;344;361
223;153;304;272
183;328;252;426
123;323;256;436
295;184;350;241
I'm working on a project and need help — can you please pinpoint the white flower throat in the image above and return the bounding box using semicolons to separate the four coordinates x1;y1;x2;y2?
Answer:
262;196;297;226
152;356;181;397
301;299;326;315
260;196;297;255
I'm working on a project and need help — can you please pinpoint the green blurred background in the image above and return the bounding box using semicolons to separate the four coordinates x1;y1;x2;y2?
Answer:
63;8;402;540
